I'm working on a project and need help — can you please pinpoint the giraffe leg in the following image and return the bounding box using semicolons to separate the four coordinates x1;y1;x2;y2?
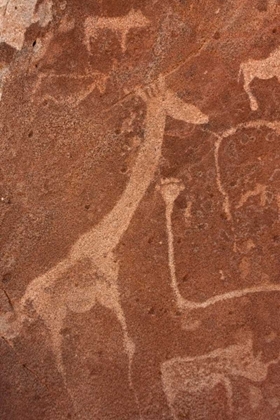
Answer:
96;282;135;380
161;366;179;420
44;306;67;381
95;282;143;418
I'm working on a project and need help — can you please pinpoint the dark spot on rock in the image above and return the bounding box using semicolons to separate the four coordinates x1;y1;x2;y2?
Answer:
182;273;189;283
148;307;155;315
85;204;90;210
120;164;128;174
220;212;227;220
60;327;71;336
28;130;33;138
147;236;154;244
213;31;220;40
32;40;36;47
272;28;277;34
2;273;11;283
175;194;187;209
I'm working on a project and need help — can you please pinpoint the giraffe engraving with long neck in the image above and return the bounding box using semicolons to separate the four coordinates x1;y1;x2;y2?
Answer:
1;76;208;398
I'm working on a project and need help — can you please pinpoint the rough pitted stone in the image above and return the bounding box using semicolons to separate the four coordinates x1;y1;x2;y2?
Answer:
1;1;280;419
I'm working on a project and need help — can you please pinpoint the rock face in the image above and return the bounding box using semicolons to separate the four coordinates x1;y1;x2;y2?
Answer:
1;1;280;419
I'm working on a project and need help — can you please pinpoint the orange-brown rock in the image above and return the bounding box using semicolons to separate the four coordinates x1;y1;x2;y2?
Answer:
1;1;280;419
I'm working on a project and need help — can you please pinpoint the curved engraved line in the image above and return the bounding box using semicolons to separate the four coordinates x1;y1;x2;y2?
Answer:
206;119;280;222
183;284;280;310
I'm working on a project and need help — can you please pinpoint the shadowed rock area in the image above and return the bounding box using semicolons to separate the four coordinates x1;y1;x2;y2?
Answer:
1;1;280;419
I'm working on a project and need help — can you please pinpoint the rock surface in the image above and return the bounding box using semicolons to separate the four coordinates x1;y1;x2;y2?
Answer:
1;1;280;419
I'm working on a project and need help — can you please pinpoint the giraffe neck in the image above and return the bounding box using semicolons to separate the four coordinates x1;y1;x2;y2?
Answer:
93;102;167;252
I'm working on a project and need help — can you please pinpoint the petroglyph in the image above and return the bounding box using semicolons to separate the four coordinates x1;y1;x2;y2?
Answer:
236;183;267;209
161;172;280;312
84;9;150;53
239;46;280;111
0;75;209;410
58;14;75;33
0;0;53;50
184;201;193;228
161;337;280;419
214;134;232;221
31;71;109;107
159;178;186;310
208;119;280;221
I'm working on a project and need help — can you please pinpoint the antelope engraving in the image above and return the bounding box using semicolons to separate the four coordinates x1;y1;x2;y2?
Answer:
84;9;150;53
0;76;208;392
239;46;280;111
161;338;279;419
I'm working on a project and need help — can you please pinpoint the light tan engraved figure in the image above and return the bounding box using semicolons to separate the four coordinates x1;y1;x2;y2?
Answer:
239;45;280;111
161;167;280;314
31;71;109;107
159;178;186;309
161;337;280;419
84;9;150;53
1;76;208;390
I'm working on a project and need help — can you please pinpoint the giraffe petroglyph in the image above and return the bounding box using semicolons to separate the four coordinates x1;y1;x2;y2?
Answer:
239;45;280;111
84;9;150;53
161;337;280;420
0;75;208;401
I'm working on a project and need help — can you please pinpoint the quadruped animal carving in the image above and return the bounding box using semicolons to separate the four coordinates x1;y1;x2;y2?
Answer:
84;9;150;53
31;71;109;107
161;337;280;419
0;75;208;407
161;162;280;314
239;45;280;111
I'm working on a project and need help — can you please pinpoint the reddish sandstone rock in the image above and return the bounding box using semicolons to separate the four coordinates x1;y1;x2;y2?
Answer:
1;1;280;419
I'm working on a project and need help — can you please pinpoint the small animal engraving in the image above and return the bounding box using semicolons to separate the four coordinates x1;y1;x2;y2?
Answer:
84;9;150;53
161;338;279;419
239;46;280;111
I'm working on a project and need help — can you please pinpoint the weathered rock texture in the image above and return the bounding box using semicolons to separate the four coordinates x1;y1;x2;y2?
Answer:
1;1;280;419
